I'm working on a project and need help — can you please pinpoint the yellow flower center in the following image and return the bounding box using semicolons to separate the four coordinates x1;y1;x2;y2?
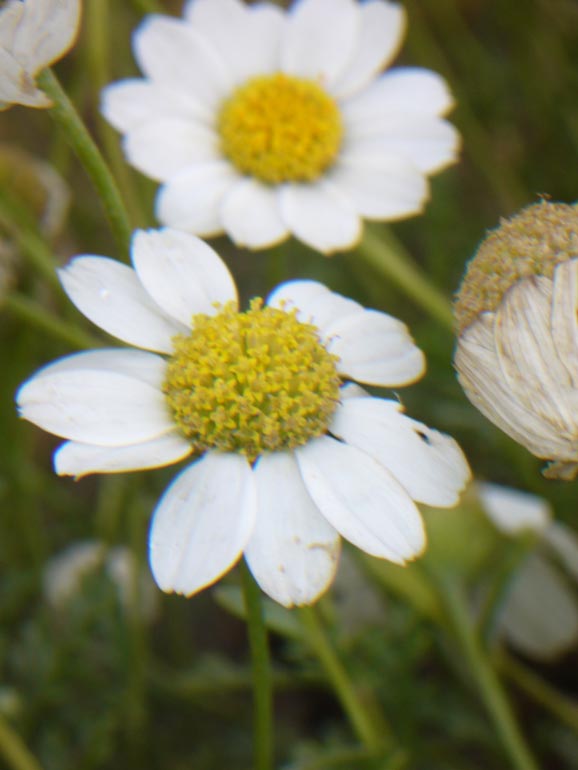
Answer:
164;299;341;461
217;73;343;185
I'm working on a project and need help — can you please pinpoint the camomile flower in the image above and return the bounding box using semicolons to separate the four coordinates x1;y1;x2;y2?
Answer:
479;483;578;661
17;228;470;607
102;0;459;254
0;0;81;110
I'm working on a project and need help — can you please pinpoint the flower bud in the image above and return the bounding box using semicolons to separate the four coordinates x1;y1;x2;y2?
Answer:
454;201;578;480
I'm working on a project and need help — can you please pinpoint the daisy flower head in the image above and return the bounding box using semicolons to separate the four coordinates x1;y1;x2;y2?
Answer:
0;0;81;110
102;0;459;254
17;229;470;607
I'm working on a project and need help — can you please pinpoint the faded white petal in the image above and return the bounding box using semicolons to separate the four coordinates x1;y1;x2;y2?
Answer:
478;483;551;536
297;436;426;563
58;256;185;353
279;183;361;254
245;452;340;607
332;397;470;506
543;521;578;584
551;259;578;386
131;229;238;326
156;162;239;236
17;368;173;447
55;434;193;477
149;452;256;596
10;0;80;73
221;179;289;249
281;0;358;88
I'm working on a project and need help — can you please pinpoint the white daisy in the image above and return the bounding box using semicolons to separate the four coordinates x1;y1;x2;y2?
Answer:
479;483;578;661
17;228;470;607
0;0;81;110
102;0;459;254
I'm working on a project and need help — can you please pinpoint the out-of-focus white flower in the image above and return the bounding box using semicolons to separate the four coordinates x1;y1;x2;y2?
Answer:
18;228;470;607
478;483;578;660
44;540;159;622
102;0;459;253
0;0;81;110
454;202;578;481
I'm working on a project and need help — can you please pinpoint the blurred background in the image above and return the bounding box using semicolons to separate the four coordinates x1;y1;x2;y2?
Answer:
1;1;578;768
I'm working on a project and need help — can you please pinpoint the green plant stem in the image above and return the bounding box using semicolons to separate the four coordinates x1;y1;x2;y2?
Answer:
240;560;273;770
38;69;132;257
0;714;44;770
356;227;454;330
299;605;394;757
499;651;578;734
4;293;99;349
433;571;540;770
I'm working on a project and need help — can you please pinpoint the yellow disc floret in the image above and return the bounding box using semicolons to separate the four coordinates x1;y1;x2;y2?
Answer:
164;299;341;461
217;73;343;184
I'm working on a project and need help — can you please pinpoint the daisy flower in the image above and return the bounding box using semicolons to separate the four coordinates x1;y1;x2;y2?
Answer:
0;0;81;110
479;483;578;661
102;0;459;254
17;229;470;607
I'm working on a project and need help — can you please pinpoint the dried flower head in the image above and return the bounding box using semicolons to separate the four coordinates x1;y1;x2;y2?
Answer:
454;201;578;480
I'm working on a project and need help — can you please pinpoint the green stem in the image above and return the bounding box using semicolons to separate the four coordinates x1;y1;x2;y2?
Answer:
299;605;395;757
4;293;100;349
0;714;44;770
38;69;132;257
433;571;540;770
240;560;273;770
499;651;578;734
356;227;454;329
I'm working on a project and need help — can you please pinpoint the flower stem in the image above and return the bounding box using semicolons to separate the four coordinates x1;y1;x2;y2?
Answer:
4;293;99;349
38;69;132;257
240;560;274;770
432;570;540;770
356;226;454;330
0;713;44;770
299;605;396;757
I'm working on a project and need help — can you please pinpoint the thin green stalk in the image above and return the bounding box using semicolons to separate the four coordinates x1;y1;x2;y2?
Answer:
499;651;578;734
4;293;99;349
356;226;454;330
433;571;540;770
0;713;44;770
38;69;132;257
240;560;273;770
299;605;396;757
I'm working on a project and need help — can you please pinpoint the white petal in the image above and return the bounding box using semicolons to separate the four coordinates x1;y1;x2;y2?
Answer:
297;436;425;563
455;314;571;459
101;79;205;133
331;1;406;98
279;183;361;254
332;398;470;507
149;453;256;596
543;522;578;584
0;48;49;107
12;0;80;73
267;279;332;318
329;155;428;220
551;259;578;385
344;67;455;122
123;118;219;182
477;483;551;536
131;229;238;327
133;15;232;117
245;452;340;607
55;434;193;477
185;0;284;81
27;347;167;388
58;256;185;353
281;0;358;87
346;115;460;174
221;179;289;249
0;1;25;50
326;308;425;386
156;162;238;237
17;369;172;446
499;553;578;661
